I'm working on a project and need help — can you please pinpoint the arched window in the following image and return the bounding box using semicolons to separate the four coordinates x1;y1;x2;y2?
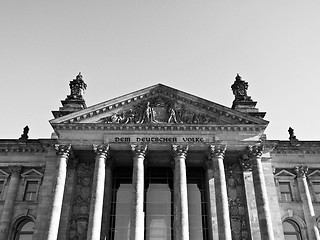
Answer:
14;219;34;240
283;220;301;240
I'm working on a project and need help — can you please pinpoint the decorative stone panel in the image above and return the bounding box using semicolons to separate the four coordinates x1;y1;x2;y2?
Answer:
225;163;251;240
68;163;94;240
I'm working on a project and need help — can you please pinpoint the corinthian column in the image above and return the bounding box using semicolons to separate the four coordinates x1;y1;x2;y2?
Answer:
46;144;71;240
87;144;109;240
172;144;189;240
295;166;320;240
130;144;147;240
209;145;232;240
0;166;22;239
246;145;274;240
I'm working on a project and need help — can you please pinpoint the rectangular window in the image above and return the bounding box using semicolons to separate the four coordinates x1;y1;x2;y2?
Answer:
109;167;132;240
279;182;293;202
187;168;208;240
313;182;320;202
23;181;38;201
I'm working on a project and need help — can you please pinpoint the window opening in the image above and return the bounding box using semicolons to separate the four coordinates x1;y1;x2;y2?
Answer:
283;220;301;240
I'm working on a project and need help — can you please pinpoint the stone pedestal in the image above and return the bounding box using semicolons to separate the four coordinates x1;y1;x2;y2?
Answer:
246;145;274;240
209;145;232;240
46;144;71;240
172;144;189;240
0;166;22;240
87;144;109;240
130;144;147;240
295;166;320;240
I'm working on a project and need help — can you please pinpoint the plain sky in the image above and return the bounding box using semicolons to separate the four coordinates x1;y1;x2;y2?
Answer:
1;1;320;140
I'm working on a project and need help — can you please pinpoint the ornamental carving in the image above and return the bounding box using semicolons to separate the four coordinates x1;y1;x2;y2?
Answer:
93;144;109;158
98;96;217;125
245;145;263;159
131;144;148;158
226;164;251;239
172;144;189;158
68;163;94;240
208;145;227;159
294;165;308;178
66;72;87;101
55;144;72;157
231;74;252;102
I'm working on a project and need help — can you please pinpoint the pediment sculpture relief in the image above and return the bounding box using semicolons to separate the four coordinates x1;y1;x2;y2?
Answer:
98;96;217;124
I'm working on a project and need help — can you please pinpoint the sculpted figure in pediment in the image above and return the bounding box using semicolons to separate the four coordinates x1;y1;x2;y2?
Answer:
97;96;217;124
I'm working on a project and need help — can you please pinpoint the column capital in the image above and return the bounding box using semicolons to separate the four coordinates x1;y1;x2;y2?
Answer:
172;144;189;158
294;165;308;178
245;145;263;159
131;144;147;158
93;144;109;158
55;144;72;158
208;145;226;159
8;165;22;176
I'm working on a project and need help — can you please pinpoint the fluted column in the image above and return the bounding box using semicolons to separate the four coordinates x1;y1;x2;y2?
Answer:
295;166;320;240
172;144;189;240
209;145;232;240
87;144;109;240
246;145;274;240
46;144;71;240
130;144;147;240
0;166;22;239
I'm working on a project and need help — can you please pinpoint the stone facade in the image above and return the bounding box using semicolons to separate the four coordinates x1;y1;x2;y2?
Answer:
0;73;319;240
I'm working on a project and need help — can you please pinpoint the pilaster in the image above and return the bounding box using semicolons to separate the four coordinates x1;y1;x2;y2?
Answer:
0;165;22;240
245;145;274;240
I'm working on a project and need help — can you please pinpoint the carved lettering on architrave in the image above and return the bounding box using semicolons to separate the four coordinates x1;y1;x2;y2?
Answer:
98;95;218;124
68;163;94;240
226;163;251;240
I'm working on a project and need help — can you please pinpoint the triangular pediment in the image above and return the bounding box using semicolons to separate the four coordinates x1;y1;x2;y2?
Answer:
308;170;320;178
0;169;9;178
50;84;268;127
274;170;296;178
21;169;43;179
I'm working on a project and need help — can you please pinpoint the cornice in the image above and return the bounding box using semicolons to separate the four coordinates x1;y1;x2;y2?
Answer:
51;123;267;132
267;140;320;154
0;140;56;153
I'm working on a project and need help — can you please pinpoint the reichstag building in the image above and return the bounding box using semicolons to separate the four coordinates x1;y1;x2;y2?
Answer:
0;73;319;240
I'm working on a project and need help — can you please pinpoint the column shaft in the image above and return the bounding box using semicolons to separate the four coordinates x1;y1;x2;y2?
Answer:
46;144;71;240
210;145;232;240
87;144;109;240
101;161;113;239
248;146;274;240
173;145;189;240
0;166;22;239
130;144;147;240
295;166;320;240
